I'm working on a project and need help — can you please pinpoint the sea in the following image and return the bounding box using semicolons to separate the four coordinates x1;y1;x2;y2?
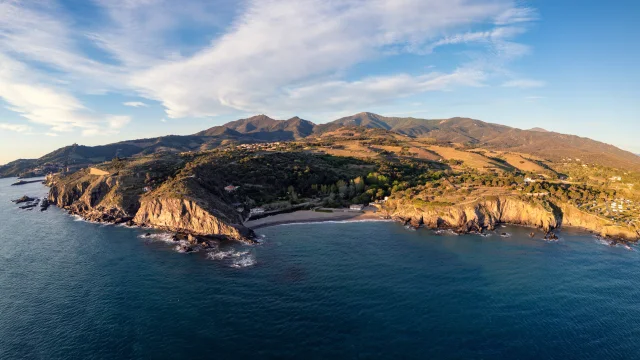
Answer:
1;177;640;359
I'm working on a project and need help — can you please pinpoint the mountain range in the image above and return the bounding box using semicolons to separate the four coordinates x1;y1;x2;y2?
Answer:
2;112;640;177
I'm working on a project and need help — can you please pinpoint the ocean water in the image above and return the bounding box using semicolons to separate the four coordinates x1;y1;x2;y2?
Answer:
2;178;640;359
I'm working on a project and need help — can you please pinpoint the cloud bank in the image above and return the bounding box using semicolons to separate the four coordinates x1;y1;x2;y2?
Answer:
0;0;541;134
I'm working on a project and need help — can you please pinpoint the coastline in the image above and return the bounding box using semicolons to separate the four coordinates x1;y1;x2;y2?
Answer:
244;210;385;229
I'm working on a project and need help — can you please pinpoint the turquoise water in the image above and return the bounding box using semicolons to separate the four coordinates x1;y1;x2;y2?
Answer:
1;178;640;359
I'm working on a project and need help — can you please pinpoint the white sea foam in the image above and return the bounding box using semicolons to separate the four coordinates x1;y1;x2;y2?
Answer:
206;249;249;260
230;254;256;268
138;232;175;243
206;248;256;267
434;229;459;236
500;232;512;238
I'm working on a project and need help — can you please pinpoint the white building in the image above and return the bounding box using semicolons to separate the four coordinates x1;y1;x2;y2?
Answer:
250;207;265;215
224;185;239;192
349;204;364;211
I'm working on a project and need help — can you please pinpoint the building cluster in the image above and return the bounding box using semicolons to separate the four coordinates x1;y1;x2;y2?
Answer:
31;163;64;176
224;142;283;152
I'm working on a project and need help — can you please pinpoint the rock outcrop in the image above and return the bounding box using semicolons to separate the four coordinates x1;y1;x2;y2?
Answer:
383;196;639;241
134;197;253;240
47;168;254;242
384;197;559;232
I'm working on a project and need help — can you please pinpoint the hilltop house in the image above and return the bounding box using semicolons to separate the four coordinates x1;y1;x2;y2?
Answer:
224;185;239;192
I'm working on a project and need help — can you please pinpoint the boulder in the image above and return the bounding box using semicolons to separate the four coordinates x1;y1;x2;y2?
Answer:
12;195;36;204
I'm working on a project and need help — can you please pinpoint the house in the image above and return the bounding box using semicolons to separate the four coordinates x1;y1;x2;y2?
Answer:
524;177;535;183
610;176;622;182
349;204;364;211
224;185;238;192
250;207;265;215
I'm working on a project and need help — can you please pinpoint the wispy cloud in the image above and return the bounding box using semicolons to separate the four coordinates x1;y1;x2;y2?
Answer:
0;123;32;133
123;101;148;108
130;0;534;117
108;115;131;129
502;79;546;88
0;0;539;131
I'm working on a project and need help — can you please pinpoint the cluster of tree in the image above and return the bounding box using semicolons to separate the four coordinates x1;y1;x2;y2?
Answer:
522;181;616;204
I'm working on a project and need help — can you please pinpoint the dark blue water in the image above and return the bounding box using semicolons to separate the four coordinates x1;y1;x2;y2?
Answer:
2;178;640;359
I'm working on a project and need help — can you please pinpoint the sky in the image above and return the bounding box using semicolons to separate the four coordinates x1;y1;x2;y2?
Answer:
0;0;638;165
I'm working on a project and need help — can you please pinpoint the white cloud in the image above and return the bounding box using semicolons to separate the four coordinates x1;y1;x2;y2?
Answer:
494;8;538;25
130;0;533;117
108;115;132;129
123;101;148;107
0;123;32;133
284;69;486;111
0;0;538;134
45;132;59;137
502;79;546;88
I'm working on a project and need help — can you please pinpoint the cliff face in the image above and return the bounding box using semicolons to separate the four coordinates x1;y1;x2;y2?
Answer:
134;197;252;240
47;173;132;223
383;196;639;240
560;205;639;240
47;169;254;241
384;197;559;232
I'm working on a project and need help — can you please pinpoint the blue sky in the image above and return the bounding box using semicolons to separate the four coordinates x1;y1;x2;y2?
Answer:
0;0;638;165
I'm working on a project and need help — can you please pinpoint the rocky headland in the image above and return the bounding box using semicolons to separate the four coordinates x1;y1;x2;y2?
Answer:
46;158;255;244
381;196;640;242
42;152;639;246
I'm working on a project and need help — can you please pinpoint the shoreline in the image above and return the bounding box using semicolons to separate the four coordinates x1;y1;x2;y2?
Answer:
244;210;386;229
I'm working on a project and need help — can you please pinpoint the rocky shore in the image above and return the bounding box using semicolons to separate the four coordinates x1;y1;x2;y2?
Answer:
43;168;638;245
381;196;640;243
46;169;256;244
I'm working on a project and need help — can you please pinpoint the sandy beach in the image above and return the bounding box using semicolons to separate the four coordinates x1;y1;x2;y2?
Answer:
244;209;387;229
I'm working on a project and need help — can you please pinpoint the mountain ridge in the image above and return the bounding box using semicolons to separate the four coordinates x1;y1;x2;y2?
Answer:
2;112;640;176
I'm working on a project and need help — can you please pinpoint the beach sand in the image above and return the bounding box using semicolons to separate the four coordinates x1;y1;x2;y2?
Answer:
244;209;386;229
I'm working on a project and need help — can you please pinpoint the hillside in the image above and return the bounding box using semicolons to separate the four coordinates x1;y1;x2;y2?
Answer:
3;112;640;177
196;115;315;140
319;113;640;171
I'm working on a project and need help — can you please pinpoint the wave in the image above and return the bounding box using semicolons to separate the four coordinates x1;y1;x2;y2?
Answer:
206;248;256;268
206;249;249;260
594;237;635;251
230;254;256;268
434;229;459;236
138;232;175;243
71;215;102;225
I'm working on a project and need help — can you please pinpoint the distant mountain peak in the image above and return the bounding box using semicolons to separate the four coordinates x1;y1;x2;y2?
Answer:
529;127;549;132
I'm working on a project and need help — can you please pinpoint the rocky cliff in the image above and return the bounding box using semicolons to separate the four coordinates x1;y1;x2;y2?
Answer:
383;196;639;241
46;165;254;242
134;197;252;240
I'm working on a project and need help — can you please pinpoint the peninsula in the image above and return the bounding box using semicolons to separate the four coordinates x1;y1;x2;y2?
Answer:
7;112;637;244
